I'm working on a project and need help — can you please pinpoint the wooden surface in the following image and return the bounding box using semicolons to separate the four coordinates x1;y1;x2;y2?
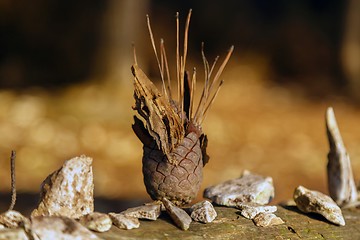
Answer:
96;205;360;239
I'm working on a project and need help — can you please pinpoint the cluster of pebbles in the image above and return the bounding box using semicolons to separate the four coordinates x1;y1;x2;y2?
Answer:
0;106;357;238
289;107;360;227
161;106;358;229
0;155;217;238
204;170;283;227
0;152;283;238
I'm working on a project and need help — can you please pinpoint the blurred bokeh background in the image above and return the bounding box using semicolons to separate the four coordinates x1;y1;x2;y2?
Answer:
1;0;360;213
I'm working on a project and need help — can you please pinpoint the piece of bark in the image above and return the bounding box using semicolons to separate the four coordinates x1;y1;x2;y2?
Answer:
162;198;192;230
253;213;284;227
79;212;112;233
108;213;140;230
121;204;161;220
326;107;358;207
203;170;274;206
31;155;94;218
236;202;277;220
294;185;345;226
31;216;100;240
190;200;217;223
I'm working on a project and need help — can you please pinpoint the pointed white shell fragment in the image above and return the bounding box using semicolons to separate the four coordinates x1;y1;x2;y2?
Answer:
203;171;274;206
31;216;100;239
0;228;29;240
79;212;112;232
236;202;277;220
31;155;94;219
0;210;30;229
326;107;357;207
294;185;345;226
162;198;192;230
190;200;217;223
121;204;161;221
108;213;140;230
253;213;284;227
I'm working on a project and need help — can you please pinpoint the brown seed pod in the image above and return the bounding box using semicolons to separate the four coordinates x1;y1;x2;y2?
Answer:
132;10;233;206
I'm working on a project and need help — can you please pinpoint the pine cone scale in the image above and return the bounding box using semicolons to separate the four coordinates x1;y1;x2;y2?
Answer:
142;132;203;205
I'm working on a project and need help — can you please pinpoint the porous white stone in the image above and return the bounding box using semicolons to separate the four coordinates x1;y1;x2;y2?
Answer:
162;198;192;230
203;170;274;206
190;200;217;223
326;107;358;207
294;185;345;226
79;212;112;232
236;202;277;219
121;204;161;220
108;213;140;230
253;213;284;227
31;216;100;239
0;228;29;240
0;210;30;229
31;155;94;219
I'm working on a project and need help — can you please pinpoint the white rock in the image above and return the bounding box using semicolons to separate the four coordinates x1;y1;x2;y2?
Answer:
108;213;140;230
203;170;274;206
162;198;192;230
294;185;345;226
236;202;277;219
0;210;30;229
253;213;284;227
79;212;112;232
326;107;358;207
121;204;161;220
31;216;100;239
190;200;217;223
0;228;29;240
31;155;94;219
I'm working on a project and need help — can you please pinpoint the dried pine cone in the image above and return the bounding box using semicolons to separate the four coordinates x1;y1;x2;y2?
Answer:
132;10;233;206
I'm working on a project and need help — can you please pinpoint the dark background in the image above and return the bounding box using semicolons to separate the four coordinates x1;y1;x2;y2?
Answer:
0;0;354;97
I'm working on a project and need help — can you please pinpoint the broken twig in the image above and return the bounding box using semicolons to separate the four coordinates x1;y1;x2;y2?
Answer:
8;150;16;211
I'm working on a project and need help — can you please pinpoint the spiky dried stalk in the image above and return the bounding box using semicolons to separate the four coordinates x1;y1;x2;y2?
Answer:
132;10;233;205
9;150;17;211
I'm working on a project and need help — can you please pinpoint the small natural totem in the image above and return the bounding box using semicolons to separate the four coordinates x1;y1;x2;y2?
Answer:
132;10;233;206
